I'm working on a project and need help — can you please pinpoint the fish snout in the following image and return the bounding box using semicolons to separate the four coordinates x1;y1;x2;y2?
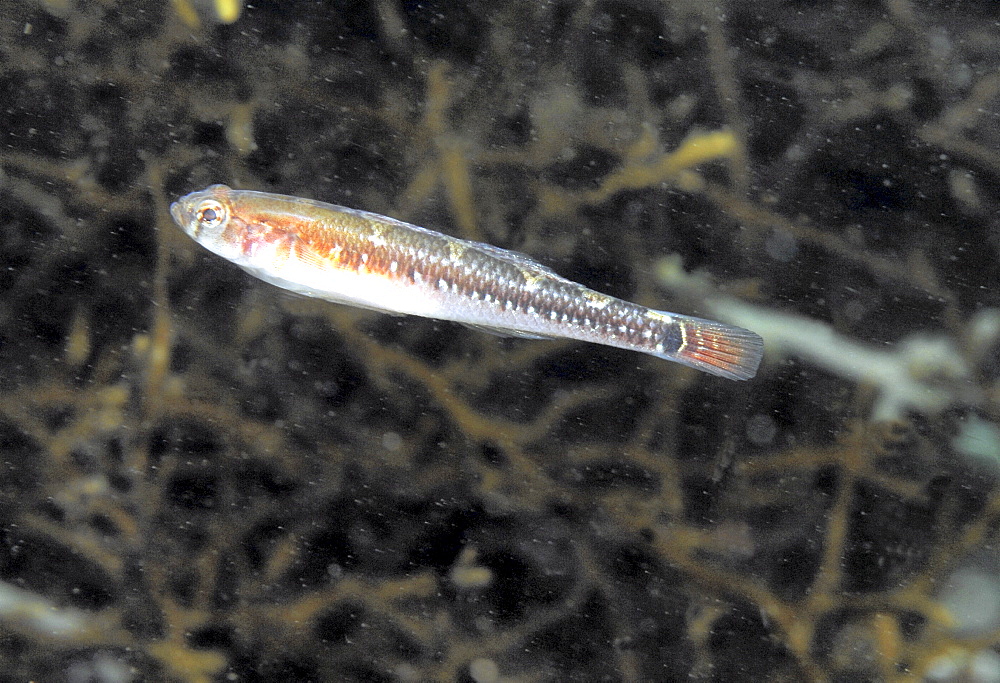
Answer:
169;201;187;227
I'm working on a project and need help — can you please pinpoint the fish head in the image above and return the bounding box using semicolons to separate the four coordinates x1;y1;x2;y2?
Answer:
170;184;245;262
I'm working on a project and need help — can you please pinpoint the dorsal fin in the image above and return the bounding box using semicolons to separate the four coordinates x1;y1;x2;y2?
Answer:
465;240;569;280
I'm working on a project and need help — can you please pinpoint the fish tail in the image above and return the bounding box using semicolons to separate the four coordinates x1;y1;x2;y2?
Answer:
665;316;764;381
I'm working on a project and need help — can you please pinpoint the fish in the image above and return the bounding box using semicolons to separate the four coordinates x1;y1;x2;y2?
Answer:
169;185;764;380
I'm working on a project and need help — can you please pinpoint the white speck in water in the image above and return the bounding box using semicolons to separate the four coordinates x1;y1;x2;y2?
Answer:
746;414;777;445
468;657;500;683
764;228;798;262
382;432;402;451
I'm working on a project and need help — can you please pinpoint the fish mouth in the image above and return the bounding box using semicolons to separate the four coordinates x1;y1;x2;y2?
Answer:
169;201;186;227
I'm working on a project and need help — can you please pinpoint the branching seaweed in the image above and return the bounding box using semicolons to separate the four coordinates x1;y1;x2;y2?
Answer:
0;1;998;681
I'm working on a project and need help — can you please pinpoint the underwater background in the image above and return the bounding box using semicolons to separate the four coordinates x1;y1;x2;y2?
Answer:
0;0;999;680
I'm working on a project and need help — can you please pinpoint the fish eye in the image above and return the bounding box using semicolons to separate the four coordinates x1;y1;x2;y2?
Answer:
195;200;227;231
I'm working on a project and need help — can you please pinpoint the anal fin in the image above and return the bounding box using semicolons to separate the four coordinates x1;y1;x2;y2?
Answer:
460;322;554;340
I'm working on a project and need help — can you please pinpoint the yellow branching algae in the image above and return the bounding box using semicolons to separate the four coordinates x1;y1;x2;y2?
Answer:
0;1;999;681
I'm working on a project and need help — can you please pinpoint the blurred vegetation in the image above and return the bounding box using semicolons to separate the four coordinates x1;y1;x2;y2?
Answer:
0;0;999;681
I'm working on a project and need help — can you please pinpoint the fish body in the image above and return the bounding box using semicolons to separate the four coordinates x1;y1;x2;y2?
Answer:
170;185;763;380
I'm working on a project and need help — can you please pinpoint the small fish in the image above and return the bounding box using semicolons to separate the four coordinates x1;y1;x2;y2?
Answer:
170;185;764;380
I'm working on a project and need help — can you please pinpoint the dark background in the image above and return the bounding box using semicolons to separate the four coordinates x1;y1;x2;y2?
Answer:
0;0;998;680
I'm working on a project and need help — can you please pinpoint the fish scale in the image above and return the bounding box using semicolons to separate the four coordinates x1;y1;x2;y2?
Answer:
170;184;763;380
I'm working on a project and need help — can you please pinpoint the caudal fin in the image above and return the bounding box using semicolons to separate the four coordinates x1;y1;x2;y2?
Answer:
671;317;764;381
